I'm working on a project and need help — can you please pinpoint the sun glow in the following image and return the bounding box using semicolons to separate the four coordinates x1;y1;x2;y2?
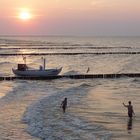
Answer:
19;9;32;21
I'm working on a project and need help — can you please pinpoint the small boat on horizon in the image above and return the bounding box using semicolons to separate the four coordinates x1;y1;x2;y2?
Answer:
12;57;62;77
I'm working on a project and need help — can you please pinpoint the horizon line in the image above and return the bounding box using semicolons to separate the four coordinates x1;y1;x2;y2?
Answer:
0;35;140;37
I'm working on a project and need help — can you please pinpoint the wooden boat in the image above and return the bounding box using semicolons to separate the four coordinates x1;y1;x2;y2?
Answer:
12;58;62;77
12;66;62;77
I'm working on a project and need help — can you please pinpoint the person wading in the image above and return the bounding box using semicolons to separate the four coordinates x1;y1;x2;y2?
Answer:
123;101;135;118
61;98;67;113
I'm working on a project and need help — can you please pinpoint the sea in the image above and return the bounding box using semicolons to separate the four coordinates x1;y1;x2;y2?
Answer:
0;36;140;140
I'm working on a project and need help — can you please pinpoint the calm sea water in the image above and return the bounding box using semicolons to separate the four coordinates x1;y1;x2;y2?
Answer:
0;36;140;140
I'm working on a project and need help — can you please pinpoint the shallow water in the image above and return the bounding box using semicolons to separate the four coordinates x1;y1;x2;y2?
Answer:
0;36;140;140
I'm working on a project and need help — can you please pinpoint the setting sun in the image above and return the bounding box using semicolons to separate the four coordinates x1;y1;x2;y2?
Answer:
19;9;32;21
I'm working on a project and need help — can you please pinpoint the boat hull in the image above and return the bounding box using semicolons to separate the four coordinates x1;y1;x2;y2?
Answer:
12;67;62;77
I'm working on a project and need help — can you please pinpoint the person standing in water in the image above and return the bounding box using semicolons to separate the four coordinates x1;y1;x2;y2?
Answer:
86;67;90;73
61;98;67;113
123;101;135;118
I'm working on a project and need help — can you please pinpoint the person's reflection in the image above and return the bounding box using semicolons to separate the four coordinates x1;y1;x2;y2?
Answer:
127;118;133;134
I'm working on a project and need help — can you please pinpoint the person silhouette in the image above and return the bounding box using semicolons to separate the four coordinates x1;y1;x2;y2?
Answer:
61;98;67;113
123;101;135;118
86;67;90;73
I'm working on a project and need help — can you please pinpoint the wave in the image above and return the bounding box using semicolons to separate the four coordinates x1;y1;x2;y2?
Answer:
22;84;111;140
0;61;11;65
63;70;80;75
78;83;92;88
132;78;140;83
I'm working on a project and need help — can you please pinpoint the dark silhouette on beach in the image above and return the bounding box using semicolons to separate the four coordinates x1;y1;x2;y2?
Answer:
123;101;135;118
61;98;67;113
86;67;90;73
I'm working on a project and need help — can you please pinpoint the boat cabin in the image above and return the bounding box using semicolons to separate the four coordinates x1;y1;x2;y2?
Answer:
17;64;27;71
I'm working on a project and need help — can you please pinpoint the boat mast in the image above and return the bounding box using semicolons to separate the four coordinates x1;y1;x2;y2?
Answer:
43;58;46;70
41;57;46;70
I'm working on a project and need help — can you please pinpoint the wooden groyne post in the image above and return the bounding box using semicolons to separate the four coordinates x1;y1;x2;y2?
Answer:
0;73;140;81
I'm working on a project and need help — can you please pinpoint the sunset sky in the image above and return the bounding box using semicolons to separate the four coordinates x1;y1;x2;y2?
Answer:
0;0;140;36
